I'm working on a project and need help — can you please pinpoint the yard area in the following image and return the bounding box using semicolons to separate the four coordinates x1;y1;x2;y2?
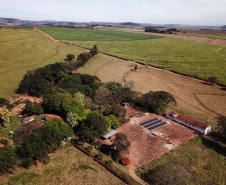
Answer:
116;109;197;171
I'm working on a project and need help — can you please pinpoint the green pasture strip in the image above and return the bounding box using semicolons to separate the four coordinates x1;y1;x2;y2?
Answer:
37;26;162;41
68;38;226;86
0;28;85;99
0;147;125;185
177;32;226;40
137;137;226;185
0;115;21;138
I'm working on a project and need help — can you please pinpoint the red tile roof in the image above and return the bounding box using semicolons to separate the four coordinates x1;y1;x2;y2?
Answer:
166;110;208;130
45;114;65;123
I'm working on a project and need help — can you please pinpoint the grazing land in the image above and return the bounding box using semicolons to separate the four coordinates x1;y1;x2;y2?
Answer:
0;28;85;99
37;26;161;41
79;54;226;130
0;147;125;185
136;137;226;185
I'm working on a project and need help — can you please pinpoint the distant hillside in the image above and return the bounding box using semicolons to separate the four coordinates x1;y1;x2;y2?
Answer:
221;25;226;29
121;22;141;26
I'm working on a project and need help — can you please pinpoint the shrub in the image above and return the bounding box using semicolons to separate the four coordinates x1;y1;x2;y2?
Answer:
121;157;130;166
66;54;75;60
0;98;9;107
0;139;8;145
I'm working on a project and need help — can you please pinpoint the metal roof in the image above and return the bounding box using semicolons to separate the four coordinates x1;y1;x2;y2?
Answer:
102;129;117;139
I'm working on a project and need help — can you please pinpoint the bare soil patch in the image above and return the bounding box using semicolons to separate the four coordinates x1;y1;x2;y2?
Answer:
0;94;43;116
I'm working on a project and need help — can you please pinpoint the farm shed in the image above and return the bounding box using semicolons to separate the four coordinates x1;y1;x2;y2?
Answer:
102;129;118;139
166;110;211;135
45;114;65;123
122;102;130;108
22;116;34;124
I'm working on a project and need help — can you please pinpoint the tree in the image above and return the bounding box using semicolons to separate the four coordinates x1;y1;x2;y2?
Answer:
0;98;9;107
0;108;10;127
96;152;104;160
66;54;75;60
134;64;137;71
81;112;111;142
22;100;43;116
94;87;113;105
44;118;74;138
106;159;113;166
0;146;19;174
73;92;85;102
207;76;218;85
113;133;131;155
66;112;78;128
108;115;120;129
90;45;98;56
217;116;226;141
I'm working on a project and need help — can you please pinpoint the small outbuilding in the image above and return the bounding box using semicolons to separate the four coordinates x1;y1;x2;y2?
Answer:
22;116;34;124
166;110;211;135
122;102;130;108
102;129;118;139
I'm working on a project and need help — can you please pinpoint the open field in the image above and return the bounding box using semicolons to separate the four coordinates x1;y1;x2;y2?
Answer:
0;146;125;185
37;26;161;41
136;137;226;185
67;37;226;86
116;112;197;170
79;54;226;130
0;28;85;99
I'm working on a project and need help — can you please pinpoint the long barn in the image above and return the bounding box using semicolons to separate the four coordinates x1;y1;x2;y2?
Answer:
166;110;211;135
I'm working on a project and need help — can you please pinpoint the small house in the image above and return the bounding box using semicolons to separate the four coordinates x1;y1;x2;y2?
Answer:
22;116;34;124
166;110;211;135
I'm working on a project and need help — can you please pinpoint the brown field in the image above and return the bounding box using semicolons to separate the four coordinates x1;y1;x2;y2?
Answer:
116;111;197;170
0;147;125;185
180;30;226;35
79;54;226;130
123;29;226;46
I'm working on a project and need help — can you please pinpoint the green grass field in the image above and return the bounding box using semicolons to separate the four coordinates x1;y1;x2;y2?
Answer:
0;147;125;185
37;26;162;41
137;137;226;185
0;28;85;99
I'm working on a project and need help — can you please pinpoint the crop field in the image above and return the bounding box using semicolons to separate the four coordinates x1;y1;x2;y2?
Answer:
0;28;85;99
79;54;226;130
0;147;125;185
136;137;226;185
37;26;161;41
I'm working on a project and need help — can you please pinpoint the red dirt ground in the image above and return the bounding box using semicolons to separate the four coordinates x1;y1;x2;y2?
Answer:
0;94;43;116
116;110;197;170
0;137;14;147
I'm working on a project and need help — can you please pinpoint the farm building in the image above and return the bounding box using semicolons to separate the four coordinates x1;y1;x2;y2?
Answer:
122;102;130;108
102;129;118;139
22;116;34;124
45;114;65;123
166;110;211;135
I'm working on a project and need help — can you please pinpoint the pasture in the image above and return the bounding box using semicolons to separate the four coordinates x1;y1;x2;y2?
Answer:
0;147;125;185
0;28;85;99
37;26;161;41
79;54;226;130
136;137;226;185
